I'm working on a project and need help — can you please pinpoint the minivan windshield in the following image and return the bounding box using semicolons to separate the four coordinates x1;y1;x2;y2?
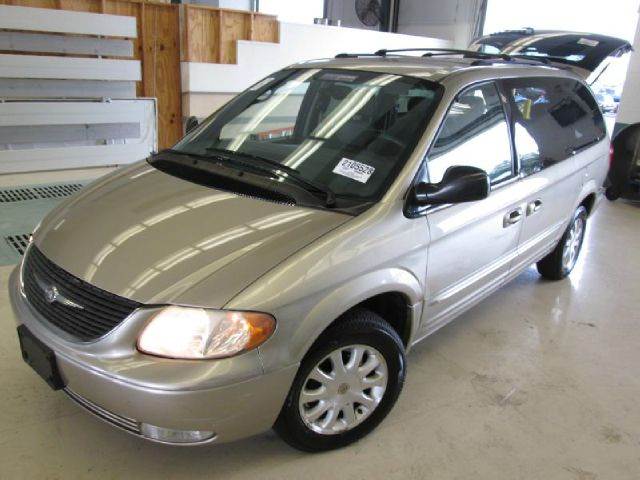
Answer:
171;68;442;204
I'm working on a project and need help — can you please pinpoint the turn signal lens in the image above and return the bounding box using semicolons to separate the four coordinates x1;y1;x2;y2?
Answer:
137;306;276;359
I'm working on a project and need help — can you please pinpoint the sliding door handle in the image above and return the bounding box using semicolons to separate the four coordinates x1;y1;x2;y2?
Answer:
503;207;523;227
527;199;543;216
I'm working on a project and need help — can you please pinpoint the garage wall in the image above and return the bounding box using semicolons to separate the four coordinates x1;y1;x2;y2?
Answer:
323;0;484;47
181;21;451;119
616;15;640;128
0;5;158;173
396;0;484;47
0;0;182;150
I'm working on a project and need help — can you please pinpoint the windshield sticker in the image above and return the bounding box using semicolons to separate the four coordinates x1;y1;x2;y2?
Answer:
577;38;599;47
333;158;375;183
249;77;275;91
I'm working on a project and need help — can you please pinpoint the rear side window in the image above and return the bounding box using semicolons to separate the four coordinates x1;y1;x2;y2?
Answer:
502;77;606;177
428;82;513;184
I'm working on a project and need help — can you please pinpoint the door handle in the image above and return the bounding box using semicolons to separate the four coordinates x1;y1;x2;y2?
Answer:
503;207;523;227
526;199;543;216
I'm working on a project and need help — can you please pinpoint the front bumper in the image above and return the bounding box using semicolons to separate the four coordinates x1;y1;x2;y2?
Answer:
9;267;297;445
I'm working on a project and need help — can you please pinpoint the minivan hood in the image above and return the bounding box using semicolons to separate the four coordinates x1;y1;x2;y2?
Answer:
34;163;350;307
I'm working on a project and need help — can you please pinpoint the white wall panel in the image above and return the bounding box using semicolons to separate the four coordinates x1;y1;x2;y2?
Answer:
617;15;640;125
0;5;137;38
0;32;134;57
0;54;141;81
0;99;156;174
0;79;137;99
0;144;151;173
0;101;150;127
182;22;451;94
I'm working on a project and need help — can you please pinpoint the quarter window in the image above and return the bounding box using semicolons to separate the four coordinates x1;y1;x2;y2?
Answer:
428;82;513;185
502;77;606;177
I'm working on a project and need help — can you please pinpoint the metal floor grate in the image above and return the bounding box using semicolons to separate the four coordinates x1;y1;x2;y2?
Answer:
0;183;85;203
0;187;39;203
32;183;84;199
4;233;31;256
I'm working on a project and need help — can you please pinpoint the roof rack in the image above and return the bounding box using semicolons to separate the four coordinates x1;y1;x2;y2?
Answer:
333;48;558;67
334;52;384;59
335;48;500;59
373;47;511;60
488;27;535;36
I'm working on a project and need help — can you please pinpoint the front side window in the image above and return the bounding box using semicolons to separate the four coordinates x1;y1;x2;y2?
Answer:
428;82;513;185
502;77;606;177
172;68;442;205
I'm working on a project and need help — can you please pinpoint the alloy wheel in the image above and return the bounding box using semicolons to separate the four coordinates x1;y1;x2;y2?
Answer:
562;216;585;271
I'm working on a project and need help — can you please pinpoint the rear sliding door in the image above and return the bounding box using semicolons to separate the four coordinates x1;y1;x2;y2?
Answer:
499;77;606;272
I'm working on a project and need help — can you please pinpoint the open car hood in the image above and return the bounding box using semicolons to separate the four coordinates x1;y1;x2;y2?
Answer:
469;30;632;82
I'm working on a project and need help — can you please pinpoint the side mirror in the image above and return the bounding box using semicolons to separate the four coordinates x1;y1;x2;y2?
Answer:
412;165;490;206
185;116;199;134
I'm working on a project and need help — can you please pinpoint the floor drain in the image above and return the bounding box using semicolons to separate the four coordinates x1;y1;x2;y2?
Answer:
4;234;32;256
33;183;84;199
0;188;39;203
0;182;85;203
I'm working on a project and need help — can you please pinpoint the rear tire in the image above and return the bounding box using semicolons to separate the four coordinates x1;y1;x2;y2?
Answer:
274;309;406;452
605;186;620;201
536;205;587;280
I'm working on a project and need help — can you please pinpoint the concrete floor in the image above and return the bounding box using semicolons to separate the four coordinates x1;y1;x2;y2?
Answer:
0;172;638;479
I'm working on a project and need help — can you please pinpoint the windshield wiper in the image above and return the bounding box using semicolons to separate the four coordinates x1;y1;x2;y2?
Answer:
204;147;336;207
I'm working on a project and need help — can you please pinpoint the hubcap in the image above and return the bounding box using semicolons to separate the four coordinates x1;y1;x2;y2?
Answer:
562;216;584;271
298;344;388;435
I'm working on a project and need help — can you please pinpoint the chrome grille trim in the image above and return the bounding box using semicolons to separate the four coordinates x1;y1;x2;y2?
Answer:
64;388;141;435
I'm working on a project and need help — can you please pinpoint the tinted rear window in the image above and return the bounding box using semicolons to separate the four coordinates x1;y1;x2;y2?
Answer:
501;77;605;176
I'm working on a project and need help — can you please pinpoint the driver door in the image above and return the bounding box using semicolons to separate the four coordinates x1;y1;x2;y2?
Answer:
419;81;526;334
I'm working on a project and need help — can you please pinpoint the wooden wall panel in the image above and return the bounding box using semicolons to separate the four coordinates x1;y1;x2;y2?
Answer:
220;11;248;64
0;0;58;8
139;3;181;147
183;5;278;64
0;0;102;12
183;5;219;63
253;14;279;43
58;0;102;12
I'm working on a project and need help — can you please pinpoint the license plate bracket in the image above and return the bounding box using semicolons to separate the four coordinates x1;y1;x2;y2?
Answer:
17;325;65;390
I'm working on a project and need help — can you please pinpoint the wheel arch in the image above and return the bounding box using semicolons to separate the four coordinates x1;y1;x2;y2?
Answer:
579;192;596;216
286;269;423;365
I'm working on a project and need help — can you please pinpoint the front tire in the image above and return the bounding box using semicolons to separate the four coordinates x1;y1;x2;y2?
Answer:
274;309;406;452
536;205;587;280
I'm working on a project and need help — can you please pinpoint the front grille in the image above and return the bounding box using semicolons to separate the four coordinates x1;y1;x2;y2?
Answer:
22;246;142;341
64;388;141;435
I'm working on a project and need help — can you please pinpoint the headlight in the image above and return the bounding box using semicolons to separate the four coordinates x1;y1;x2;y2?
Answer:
137;306;276;359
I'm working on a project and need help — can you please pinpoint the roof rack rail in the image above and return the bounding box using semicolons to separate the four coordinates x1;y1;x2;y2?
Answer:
372;47;512;60
469;54;554;67
488;27;535;36
334;48;560;68
334;52;383;58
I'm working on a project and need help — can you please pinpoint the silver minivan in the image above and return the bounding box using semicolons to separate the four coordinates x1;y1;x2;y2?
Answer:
10;48;609;451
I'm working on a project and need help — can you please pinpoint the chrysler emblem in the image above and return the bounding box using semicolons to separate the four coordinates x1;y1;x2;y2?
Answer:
35;275;84;309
